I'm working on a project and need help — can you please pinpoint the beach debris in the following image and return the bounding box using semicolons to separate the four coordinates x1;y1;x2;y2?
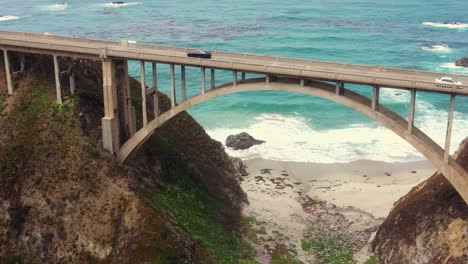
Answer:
260;168;272;174
410;170;417;174
385;172;391;176
225;132;265;150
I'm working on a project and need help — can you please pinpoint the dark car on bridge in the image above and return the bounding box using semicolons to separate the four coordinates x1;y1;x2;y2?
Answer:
187;49;212;59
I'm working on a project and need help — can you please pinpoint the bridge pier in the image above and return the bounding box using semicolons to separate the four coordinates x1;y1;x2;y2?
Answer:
101;58;120;153
336;81;344;95
170;64;176;108
2;49;13;95
233;70;237;86
371;85;379;110
201;67;206;94
140;61;148;126
53;55;63;104
211;69;215;89
152;62;159;118
69;71;76;95
181;65;186;102
408;89;416;134
444;94;456;163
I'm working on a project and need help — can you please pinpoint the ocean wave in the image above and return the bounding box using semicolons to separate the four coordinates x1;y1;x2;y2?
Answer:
205;108;468;163
421;44;452;53
0;16;19;21
438;62;468;71
422;22;468;29
104;2;141;8
44;3;68;11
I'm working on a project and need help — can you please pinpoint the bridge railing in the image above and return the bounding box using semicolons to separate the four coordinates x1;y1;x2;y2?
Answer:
1;30;468;85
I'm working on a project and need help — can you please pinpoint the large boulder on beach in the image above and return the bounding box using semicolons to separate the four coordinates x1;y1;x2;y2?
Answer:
226;132;265;150
455;57;468;67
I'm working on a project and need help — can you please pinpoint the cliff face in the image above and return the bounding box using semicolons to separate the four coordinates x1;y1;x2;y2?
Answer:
373;138;468;264
0;53;246;263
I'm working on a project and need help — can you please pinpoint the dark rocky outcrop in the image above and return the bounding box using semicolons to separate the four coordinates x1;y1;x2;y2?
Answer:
226;132;265;150
373;138;468;264
0;53;246;263
455;57;468;67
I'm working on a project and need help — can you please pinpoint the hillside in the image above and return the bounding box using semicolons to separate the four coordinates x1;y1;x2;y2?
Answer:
373;138;468;263
0;53;249;263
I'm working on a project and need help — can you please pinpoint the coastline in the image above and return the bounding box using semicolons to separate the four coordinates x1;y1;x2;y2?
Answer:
240;157;435;263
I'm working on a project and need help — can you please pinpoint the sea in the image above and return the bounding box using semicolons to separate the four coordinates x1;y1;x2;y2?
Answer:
1;0;467;163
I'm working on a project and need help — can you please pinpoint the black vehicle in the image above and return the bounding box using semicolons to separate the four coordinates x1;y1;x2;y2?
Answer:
187;49;212;59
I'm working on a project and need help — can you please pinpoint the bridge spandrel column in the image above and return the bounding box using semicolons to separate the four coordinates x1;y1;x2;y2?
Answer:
170;64;176;108
407;89;416;134
201;67;206;94
101;58;120;153
181;66;186;102
152;63;159;118
140;61;148;126
53;55;63;104
336;81;344;95
2;49;14;95
444;94;456;163
211;69;215;90
371;85;379;110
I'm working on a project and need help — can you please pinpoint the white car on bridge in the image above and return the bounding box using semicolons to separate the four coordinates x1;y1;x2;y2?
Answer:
435;76;463;87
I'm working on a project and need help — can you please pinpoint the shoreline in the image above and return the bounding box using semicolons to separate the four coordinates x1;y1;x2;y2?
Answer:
240;157;435;263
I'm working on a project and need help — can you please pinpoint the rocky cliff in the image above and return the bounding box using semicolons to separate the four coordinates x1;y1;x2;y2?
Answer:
373;138;468;263
0;53;247;263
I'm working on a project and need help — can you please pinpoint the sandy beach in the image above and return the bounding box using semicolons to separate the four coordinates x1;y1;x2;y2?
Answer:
240;158;435;263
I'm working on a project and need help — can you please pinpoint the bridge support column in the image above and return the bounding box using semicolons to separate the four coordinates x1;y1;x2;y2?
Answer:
152;63;159;118
266;75;270;84
53;55;63;104
101;58;120;153
241;72;246;81
300;78;304;87
233;70;237;86
140;61;148;126
211;69;215;90
336;81;344;95
444;94;456;163
120;60;135;136
181;66;186;102
69;71;76;95
2;49;13;95
407;89;416;134
170;64;176;108
201;67;206;94
371;85;379;110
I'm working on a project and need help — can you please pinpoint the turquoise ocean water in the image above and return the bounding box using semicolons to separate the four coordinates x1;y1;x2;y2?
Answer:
1;0;467;163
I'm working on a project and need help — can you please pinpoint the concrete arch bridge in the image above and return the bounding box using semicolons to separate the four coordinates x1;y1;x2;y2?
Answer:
0;30;467;203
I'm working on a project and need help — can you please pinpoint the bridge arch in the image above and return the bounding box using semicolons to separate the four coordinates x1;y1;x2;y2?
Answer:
118;77;468;203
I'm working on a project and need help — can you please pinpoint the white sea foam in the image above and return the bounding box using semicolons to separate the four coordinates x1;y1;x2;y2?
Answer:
421;44;452;53
422;22;468;29
438;62;468;71
205;105;468;163
44;3;68;11
104;2;140;8
0;16;19;21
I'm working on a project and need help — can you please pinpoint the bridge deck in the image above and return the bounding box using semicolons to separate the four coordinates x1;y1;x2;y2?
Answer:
1;30;467;95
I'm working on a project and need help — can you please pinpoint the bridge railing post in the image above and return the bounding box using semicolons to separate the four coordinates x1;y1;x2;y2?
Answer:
444;94;456;163
2;49;14;95
101;58;120;153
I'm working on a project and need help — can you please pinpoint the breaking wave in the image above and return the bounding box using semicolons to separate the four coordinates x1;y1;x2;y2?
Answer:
421;44;452;53
422;22;468;29
0;16;19;21
104;2;141;8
